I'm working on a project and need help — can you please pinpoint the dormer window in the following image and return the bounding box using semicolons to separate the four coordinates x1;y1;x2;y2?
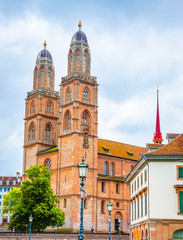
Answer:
127;151;134;157
6;180;9;185
0;181;3;185
13;180;16;185
102;147;109;153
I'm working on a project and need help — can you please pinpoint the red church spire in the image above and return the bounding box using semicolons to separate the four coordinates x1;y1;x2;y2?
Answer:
153;87;163;144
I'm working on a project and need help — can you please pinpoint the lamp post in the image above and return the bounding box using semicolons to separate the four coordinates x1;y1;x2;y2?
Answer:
107;200;113;240
54;224;57;240
77;157;89;240
118;216;121;240
29;214;33;240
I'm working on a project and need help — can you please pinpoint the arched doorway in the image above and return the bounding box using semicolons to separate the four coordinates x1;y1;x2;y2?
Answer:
114;211;122;231
173;229;183;239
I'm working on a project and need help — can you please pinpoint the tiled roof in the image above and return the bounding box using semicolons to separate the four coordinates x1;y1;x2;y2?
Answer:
37;146;58;155
98;138;146;161
0;176;22;187
147;133;183;155
37;139;147;160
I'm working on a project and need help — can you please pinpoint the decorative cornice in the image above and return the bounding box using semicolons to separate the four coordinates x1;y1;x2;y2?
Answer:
27;88;59;98
61;73;97;84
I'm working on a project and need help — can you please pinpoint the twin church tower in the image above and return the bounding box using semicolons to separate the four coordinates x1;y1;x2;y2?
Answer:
22;22;148;232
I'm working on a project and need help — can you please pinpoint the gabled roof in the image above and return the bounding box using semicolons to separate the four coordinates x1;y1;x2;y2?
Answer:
98;138;146;161
37;138;147;160
147;133;183;155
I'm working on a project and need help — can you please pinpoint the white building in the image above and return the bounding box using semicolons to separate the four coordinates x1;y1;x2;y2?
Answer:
0;173;21;225
126;133;183;240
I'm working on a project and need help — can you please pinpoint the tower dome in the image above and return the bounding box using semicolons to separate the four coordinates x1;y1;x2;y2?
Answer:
36;41;53;64
71;21;88;46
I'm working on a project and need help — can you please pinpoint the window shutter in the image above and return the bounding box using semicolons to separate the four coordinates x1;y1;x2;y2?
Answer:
179;191;183;213
178;167;183;178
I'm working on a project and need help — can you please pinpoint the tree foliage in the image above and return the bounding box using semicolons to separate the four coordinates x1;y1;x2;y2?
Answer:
8;165;65;231
2;187;21;215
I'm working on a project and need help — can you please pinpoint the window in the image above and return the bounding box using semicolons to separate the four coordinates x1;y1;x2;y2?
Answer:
144;170;147;182
46;102;52;112
4;188;7;192
137;177;139;189
116;202;120;208
71;56;73;61
63;199;66;208
41;71;44;76
45;124;51;140
179;191;183;214
0;195;2;199
127;151;134;157
101;200;105;214
137;198;139;218
8;188;10;191
130;165;133;171
82;55;86;73
101;182;105;193
0;181;2;185
83;88;89;99
45;159;51;171
31;101;35;113
64;110;71;130
6;180;9;185
141;196;143;217
102;147;109;153
0;188;2;192
29;122;36;141
84;199;87;209
131;202;133;221
116;183;119;194
177;166;183;179
13;181;16;185
141;174;143;186
110;162;115;176
104;161;109;175
145;194;147;215
66;87;71;102
47;72;51;77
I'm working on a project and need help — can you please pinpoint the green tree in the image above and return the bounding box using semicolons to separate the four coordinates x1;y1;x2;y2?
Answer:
9;165;65;231
2;187;21;215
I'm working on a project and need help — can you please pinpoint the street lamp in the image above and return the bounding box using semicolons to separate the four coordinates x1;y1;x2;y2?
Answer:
77;157;89;240
118;216;121;240
54;224;57;240
107;200;113;240
29;214;33;240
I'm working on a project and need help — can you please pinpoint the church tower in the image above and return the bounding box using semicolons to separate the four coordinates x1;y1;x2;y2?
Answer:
23;42;59;177
57;22;98;230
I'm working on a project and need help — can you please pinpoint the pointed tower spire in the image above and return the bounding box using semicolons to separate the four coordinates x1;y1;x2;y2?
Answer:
153;86;163;144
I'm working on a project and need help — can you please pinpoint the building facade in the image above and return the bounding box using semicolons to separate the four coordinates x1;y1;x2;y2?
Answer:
126;134;183;240
0;173;21;225
22;22;146;233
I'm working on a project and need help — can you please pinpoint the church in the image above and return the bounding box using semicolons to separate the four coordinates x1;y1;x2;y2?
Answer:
22;22;147;233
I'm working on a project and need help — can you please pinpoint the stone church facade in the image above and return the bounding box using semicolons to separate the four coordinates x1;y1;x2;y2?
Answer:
22;23;146;233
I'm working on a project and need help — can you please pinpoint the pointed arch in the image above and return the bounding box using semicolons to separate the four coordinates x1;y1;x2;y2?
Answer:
30;100;35;114
81;109;91;127
83;86;90;103
114;211;122;231
104;161;109;175
44;122;53;143
46;100;53;113
110;162;115;176
64;110;71;131
65;87;72;103
28;122;36;142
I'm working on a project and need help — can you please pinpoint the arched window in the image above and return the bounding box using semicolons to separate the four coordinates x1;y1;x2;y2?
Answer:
101;181;105;193
83;88;89;99
116;202;120;208
145;230;148;240
81;110;90;126
66;87;71;102
30;101;35;114
64;110;71;130
63;199;67;208
45;159;51;171
28;122;36;141
116;183;119;194
141;230;144;240
84;199;87;209
45;124;51;140
46;102;52;112
101;200;105;214
104;161;109;175
110;162;115;176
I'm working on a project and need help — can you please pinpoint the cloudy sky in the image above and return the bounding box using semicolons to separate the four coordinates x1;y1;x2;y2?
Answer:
0;0;183;176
